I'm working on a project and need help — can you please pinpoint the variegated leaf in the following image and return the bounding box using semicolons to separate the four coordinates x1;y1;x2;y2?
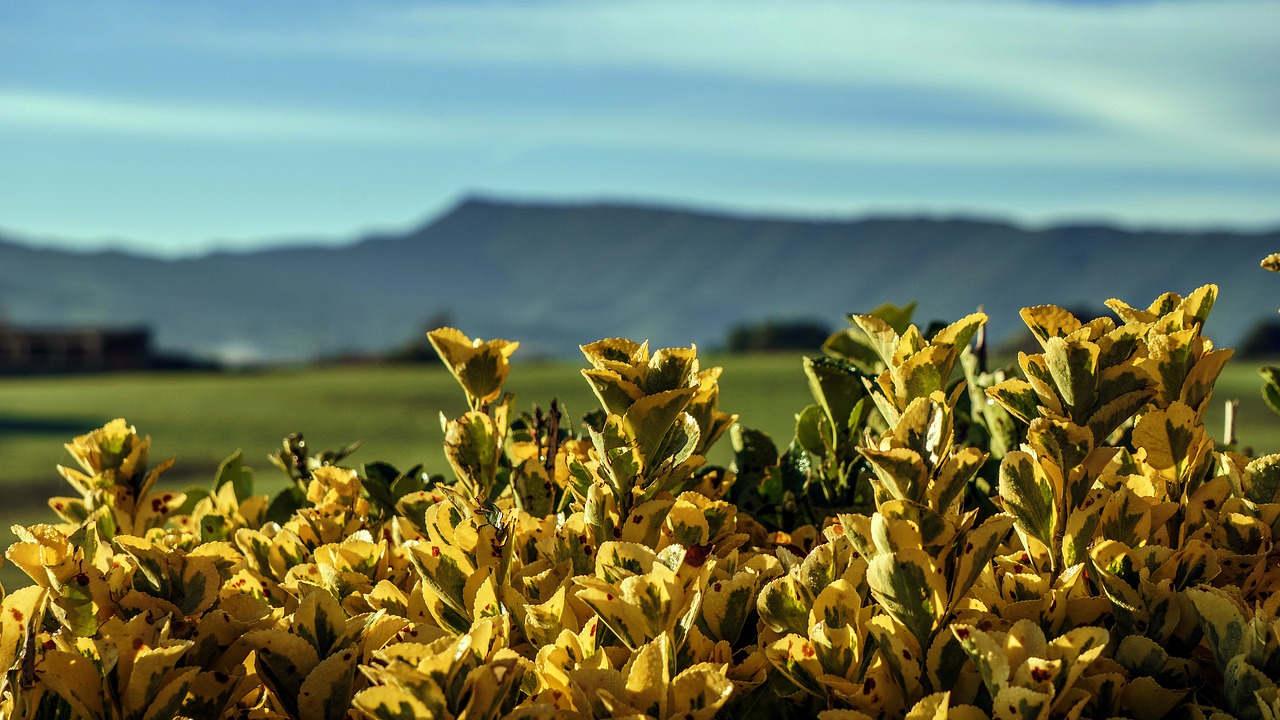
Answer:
758;574;813;636
868;548;948;647
991;685;1052;720
999;451;1055;549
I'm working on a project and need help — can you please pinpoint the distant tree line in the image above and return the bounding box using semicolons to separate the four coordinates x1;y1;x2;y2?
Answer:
724;318;831;353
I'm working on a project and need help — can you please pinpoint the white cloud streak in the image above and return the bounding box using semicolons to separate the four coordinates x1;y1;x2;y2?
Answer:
10;0;1273;169
2;0;1277;242
192;0;1280;162
0;84;1263;175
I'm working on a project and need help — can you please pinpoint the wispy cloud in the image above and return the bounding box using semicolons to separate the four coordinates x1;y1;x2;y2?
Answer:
2;83;1264;176
0;0;1276;248
121;0;1280;165
0;90;452;142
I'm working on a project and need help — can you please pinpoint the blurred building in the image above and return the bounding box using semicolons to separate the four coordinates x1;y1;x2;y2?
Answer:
0;323;153;374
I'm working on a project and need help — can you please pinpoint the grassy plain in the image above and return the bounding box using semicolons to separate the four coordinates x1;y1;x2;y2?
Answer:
1;353;1277;588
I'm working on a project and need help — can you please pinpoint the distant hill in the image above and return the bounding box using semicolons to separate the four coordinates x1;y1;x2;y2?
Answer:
1;197;1276;363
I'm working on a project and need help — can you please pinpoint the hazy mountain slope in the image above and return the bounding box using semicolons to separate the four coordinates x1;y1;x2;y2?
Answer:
1;198;1275;362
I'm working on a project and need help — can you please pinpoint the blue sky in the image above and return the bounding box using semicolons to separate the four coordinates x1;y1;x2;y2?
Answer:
1;0;1278;256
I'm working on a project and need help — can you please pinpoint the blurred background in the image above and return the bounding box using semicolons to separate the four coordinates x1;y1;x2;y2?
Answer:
1;0;1279;549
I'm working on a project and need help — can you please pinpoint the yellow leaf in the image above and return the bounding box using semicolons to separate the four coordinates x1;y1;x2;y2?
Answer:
1120;676;1194;720
37;649;105;720
991;685;1052;720
244;628;321;710
125;641;194;717
867;548;948;648
352;685;435;720
1020;306;1082;350
140;666;199;720
427;327;518;403
765;634;827;697
297;645;360;720
0;585;43;672
669;664;734;720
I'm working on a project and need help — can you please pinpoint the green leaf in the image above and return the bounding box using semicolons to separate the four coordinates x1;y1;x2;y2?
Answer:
266;484;306;526
867;548;947;648
804;356;865;435
757;575;812;636
999;451;1055;548
933;446;986;514
867;301;917;334
646;346;699;394
1043;337;1099;417
795;404;829;457
823;328;885;375
214;449;254;501
1260;367;1280;417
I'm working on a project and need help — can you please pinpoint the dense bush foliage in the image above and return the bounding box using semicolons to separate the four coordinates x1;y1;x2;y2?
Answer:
3;270;1280;719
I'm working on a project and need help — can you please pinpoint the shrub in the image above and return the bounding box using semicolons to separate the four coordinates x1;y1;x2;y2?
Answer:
2;279;1279;720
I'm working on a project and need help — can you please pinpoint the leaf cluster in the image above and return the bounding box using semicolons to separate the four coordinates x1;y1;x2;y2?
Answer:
1;280;1279;720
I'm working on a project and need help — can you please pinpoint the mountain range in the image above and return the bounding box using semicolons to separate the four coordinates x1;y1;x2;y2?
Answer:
1;197;1277;363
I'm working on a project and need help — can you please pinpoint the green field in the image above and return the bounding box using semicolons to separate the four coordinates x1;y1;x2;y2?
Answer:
2;353;1277;588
